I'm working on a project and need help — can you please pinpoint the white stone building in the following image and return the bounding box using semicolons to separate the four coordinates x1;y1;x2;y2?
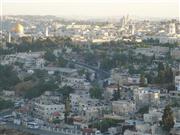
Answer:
133;87;160;107
143;109;162;124
34;100;65;120
112;100;136;115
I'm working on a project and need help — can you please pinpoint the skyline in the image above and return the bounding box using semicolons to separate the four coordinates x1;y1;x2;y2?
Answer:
1;0;180;19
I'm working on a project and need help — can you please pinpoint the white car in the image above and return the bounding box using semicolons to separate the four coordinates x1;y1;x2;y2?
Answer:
0;121;7;125
95;130;102;135
27;122;39;129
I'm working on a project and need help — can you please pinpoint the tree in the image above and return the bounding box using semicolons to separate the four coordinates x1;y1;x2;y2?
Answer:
0;65;20;90
58;86;74;101
164;65;173;84
112;83;121;101
158;62;165;71
64;97;71;123
140;74;146;87
157;70;165;83
57;86;74;123
85;71;91;81
52;119;61;124
112;90;119;101
162;105;174;132
156;64;174;84
24;80;59;99
146;71;155;84
100;57;113;71
84;51;96;65
137;105;149;114
0;99;14;111
78;69;85;76
89;85;102;99
44;50;56;62
57;55;67;67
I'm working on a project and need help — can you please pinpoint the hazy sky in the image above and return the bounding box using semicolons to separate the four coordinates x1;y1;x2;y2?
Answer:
1;0;180;19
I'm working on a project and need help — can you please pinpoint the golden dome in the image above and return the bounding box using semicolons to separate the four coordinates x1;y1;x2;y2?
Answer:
12;23;24;34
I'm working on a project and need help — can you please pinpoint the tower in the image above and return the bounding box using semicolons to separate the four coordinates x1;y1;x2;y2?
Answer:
8;32;11;43
121;16;126;27
129;24;135;35
126;14;129;24
168;23;176;35
45;27;49;37
176;23;180;34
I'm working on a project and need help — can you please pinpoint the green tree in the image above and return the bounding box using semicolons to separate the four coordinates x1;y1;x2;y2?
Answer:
78;69;85;76
57;86;74;123
0;65;20;90
146;71;155;84
57;55;67;67
0;99;14;111
140;74;147;87
137;105;149;114
156;64;174;84
158;62;165;71
52;119;61;124
112;83;121;100
44;50;56;62
24;80;59;99
89;85;102;99
100;57;113;71
164;65;173;84
64;97;71;123
162;105;174;132
157;70;165;83
58;86;74;101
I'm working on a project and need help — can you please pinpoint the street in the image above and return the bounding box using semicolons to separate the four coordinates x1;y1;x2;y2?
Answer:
3;122;70;135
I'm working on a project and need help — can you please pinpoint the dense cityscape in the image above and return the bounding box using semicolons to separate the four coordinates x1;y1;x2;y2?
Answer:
0;10;180;135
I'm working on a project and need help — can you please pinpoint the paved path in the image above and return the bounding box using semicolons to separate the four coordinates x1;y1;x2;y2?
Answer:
4;123;71;135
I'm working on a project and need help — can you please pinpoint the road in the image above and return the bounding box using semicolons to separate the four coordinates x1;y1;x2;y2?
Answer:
0;110;75;135
64;57;110;79
0;109;13;117
4;123;70;135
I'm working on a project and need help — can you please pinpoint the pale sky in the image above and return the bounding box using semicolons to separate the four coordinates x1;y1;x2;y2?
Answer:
1;0;180;19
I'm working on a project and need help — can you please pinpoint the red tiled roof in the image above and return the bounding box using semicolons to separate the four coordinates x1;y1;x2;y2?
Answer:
52;112;60;116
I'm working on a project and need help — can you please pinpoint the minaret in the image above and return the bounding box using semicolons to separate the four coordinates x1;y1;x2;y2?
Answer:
129;24;135;35
45;27;49;37
98;61;101;69
8;32;11;43
168;23;176;35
